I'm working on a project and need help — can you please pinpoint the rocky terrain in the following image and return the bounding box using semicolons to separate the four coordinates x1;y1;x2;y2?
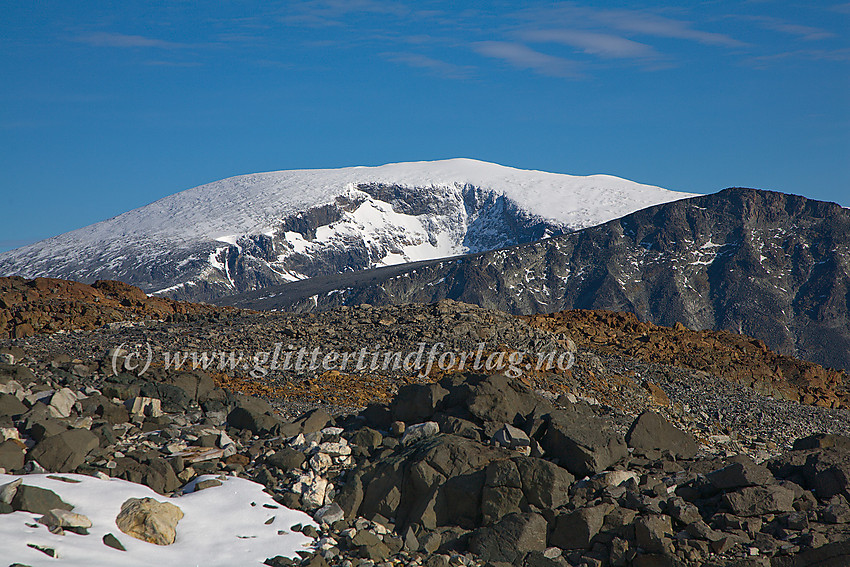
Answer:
225;188;850;374
0;276;226;339
1;278;850;566
524;310;849;410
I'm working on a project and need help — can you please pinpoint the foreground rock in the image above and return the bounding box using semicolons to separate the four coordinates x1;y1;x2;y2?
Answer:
115;497;184;545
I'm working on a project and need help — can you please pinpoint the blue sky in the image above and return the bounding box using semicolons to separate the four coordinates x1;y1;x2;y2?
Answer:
1;1;848;253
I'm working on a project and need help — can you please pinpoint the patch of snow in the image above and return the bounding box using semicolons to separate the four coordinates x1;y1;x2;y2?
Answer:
284;232;311;255
0;473;314;567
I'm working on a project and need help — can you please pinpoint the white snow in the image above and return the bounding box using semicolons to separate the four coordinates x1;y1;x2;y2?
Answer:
0;159;701;291
284;231;311;255
0;473;314;567
0;159;698;262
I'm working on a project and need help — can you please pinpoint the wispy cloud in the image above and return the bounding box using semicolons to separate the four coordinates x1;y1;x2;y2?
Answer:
746;47;850;67
472;41;581;78
383;52;473;79
598;11;747;48
281;0;412;27
762;22;835;41
519;29;659;59
515;5;746;49
74;32;189;49
142;60;202;67
740;16;836;41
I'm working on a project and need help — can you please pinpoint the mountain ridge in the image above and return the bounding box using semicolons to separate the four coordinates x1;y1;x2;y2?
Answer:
0;159;698;301
221;187;850;373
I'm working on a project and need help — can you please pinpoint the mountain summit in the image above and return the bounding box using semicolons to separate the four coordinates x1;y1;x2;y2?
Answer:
0;159;697;301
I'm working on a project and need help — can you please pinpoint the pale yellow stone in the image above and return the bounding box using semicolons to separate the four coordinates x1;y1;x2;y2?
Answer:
115;497;183;545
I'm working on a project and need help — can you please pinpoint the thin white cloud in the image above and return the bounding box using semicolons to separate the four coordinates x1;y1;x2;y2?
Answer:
142;60;202;67
746;47;850;66
743;16;836;41
516;5;746;49
383;52;473;79
599;11;747;48
281;0;413;27
520;29;659;59
74;32;188;49
472;41;581;78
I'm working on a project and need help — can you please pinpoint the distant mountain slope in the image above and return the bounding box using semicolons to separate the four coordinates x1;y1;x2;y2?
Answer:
0;159;697;301
221;188;850;372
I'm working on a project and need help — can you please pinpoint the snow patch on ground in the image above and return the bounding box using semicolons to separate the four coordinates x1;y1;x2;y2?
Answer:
0;473;314;567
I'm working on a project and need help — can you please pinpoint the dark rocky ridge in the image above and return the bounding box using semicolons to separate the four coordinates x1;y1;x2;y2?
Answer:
221;188;850;373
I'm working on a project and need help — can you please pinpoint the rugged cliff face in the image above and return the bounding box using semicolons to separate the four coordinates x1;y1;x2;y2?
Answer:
223;188;850;372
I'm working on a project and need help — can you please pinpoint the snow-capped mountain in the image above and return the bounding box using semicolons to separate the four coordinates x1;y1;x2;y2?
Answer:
0;159;699;301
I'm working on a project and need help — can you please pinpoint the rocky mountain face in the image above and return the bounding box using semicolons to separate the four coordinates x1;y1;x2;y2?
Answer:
225;188;850;373
0;159;695;302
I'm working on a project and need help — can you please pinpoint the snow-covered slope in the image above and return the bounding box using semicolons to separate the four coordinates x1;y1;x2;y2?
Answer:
0;159;699;301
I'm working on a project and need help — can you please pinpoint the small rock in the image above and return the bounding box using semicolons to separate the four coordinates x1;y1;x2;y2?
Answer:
635;514;673;554
39;509;92;532
401;421;440;445
0;426;22;442
542;406;627;477
301;476;329;509
626;411;698;459
318;441;351;456
27;428;99;472
492;424;531;450
707;458;775;489
103;532;126;551
127;397;163;419
0;478;22;503
471;512;548;563
309;453;333;474
390;421;406;436
722;485;795;517
0;393;27;418
12;484;73;515
550;504;612;550
315;502;345;525
267;448;306;471
192;478;222;492
597;470;639;488
48;388;78;419
27;543;58;557
0;439;26;471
